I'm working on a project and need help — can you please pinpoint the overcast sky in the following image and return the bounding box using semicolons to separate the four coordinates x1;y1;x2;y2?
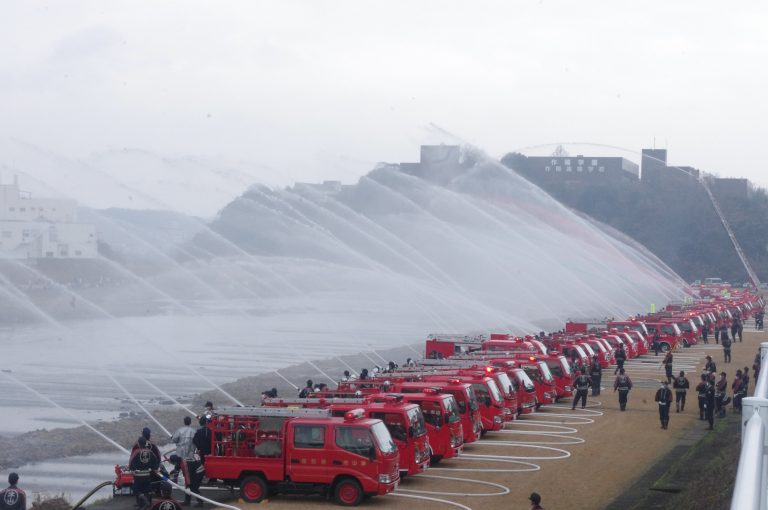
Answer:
2;1;767;197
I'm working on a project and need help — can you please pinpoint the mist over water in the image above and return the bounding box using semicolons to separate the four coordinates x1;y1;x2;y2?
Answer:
0;144;686;498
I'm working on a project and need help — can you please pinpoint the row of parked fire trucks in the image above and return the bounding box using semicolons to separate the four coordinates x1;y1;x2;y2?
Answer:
117;287;763;506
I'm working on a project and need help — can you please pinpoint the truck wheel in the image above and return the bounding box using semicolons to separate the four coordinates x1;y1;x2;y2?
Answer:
334;478;363;506
240;475;268;503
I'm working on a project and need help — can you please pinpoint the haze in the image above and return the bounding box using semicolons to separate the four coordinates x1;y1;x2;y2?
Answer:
1;0;766;215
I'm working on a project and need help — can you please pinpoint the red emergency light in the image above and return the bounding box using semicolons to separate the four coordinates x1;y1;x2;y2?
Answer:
344;409;366;422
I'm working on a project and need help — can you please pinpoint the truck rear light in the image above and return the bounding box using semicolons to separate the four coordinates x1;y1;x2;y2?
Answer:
378;474;392;484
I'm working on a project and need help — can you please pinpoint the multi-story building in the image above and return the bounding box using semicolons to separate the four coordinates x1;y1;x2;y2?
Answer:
0;176;97;259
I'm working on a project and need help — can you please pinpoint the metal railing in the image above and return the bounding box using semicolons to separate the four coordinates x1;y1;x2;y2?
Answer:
731;341;768;509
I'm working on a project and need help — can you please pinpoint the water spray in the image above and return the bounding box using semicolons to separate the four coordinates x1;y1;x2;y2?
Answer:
1;371;130;455
273;370;300;390
105;371;172;437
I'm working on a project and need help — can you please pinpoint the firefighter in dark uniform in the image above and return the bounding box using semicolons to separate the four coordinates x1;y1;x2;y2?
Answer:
614;345;627;375
704;376;716;430
0;473;26;510
168;455;204;507
571;370;591;410
696;373;708;420
613;368;632;411
704;355;717;374
673;370;689;412
662;351;674;384
589;355;602;396
654;380;673;429
733;369;745;413
715;372;728;418
193;417;212;465
129;436;160;510
149;482;183;510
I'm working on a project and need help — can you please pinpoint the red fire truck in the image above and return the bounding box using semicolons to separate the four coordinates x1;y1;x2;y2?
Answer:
387;391;464;463
261;396;430;476
419;373;505;434
202;406;400;506
391;380;482;444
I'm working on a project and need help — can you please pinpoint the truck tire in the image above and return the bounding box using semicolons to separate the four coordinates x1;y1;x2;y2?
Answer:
334;477;363;506
240;475;268;503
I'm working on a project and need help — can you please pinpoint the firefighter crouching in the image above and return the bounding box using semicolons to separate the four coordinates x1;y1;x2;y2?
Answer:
571;370;591;410
129;436;161;510
673;371;689;413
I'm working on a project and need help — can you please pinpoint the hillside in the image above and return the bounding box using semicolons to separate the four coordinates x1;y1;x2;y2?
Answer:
501;152;768;283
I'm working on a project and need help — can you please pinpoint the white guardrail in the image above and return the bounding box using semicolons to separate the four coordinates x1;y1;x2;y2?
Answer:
731;341;768;509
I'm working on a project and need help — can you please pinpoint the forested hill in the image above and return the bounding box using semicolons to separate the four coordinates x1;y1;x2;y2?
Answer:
501;153;768;284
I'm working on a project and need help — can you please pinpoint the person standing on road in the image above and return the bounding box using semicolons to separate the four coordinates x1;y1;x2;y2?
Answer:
731;316;741;342
655;380;673;429
715;372;728;418
0;473;26;510
652;331;661;355
704;375;716;430
702;323;709;344
722;334;732;363
673;371;689;413
696;374;708;421
663;351;674;384
732;369;745;413
613;368;633;411
589;355;602;396
714;324;721;344
571;370;591;410
614;345;627;375
720;325;730;346
170;416;196;483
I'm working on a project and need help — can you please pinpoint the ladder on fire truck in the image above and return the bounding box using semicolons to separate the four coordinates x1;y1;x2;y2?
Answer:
700;177;762;289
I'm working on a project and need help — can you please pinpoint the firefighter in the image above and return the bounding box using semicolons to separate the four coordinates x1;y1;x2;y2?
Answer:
754;352;761;382
197;402;214;423
571;370;591;410
701;323;709;344
704;375;716;430
193;417;212;465
589;355;602;396
720;325;730;345
673;370;689;413
722;333;732;363
662;351;673;384
715;372;728;418
731;317;740;342
732;369;744;413
696;373;708;420
743;367;751;396
149;482;183;510
359;368;369;380
129;436;160;510
704;355;717;374
652;331;661;355
170;417;196;483
0;473;26;510
714;324;720;344
654;380;673;429
298;380;314;398
614;345;627;375
528;492;544;510
613;368;632;411
168;455;204;507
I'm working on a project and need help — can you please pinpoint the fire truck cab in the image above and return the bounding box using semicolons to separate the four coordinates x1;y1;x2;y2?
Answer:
394;391;464;463
203;407;399;506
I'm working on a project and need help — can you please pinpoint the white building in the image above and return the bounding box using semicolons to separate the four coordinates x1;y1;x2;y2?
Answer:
0;176;97;259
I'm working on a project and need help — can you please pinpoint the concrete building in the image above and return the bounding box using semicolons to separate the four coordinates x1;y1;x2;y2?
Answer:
0;176;97;259
522;155;639;181
399;145;474;185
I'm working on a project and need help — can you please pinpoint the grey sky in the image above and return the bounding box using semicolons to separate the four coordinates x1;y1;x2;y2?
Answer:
2;0;767;204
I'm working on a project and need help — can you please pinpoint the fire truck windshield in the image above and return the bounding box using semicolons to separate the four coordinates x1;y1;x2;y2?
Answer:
466;387;479;412
495;372;513;397
443;396;460;424
538;362;554;382
407;407;426;437
559;357;572;375
371;421;396;455
517;371;536;392
486;379;502;403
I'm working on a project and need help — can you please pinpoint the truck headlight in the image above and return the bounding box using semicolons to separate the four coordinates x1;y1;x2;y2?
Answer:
379;474;392;484
493;415;502;424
